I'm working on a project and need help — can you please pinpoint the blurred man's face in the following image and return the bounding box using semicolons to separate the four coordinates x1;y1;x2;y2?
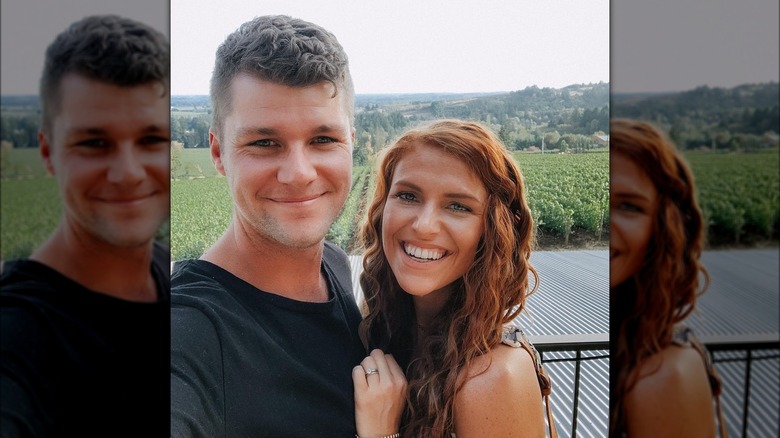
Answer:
40;74;170;248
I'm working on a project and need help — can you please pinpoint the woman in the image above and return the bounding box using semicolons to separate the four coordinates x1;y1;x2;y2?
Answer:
353;119;556;437
610;118;727;437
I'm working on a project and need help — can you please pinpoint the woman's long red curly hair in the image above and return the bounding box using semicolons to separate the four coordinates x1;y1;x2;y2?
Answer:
609;119;709;436
358;119;538;437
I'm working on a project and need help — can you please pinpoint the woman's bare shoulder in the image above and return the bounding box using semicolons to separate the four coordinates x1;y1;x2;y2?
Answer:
453;344;545;437
626;344;716;437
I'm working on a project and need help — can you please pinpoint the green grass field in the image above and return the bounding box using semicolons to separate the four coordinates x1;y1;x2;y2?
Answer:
172;147;219;179
1;177;60;260
0;149;171;260
1;147;48;179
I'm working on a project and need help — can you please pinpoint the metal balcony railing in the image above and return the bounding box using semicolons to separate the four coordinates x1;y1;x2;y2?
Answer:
701;334;780;438
531;334;610;438
526;334;780;438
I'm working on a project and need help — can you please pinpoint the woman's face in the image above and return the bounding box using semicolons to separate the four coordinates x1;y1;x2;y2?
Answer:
610;151;658;288
381;143;487;308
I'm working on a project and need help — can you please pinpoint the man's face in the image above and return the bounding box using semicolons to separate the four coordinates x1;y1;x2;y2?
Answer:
40;74;170;249
211;74;354;250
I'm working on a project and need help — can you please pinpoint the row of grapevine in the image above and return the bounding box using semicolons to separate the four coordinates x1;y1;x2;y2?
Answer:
327;166;371;251
688;150;779;245
517;152;610;244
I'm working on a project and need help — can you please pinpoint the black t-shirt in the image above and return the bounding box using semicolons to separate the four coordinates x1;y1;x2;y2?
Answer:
170;241;365;438
0;242;170;438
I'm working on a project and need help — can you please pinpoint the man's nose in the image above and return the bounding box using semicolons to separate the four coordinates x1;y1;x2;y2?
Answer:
278;146;317;186
107;143;146;184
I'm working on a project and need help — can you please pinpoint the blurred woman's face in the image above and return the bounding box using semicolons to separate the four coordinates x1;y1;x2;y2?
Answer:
610;152;658;288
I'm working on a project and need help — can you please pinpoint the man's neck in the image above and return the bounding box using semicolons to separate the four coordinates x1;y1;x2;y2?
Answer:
201;222;328;302
30;224;157;302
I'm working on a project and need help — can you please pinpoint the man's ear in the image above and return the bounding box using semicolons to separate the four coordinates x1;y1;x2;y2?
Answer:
38;130;56;176
209;130;226;176
351;127;356;145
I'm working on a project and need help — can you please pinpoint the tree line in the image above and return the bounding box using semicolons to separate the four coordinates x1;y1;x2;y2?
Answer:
2;82;611;164
613;82;780;151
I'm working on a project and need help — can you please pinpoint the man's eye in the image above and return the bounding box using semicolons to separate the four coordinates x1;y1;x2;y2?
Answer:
249;139;275;147
313;136;337;144
76;139;109;148
140;136;170;146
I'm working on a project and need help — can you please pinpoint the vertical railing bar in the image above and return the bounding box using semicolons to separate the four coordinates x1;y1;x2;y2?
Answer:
740;349;752;438
571;350;582;438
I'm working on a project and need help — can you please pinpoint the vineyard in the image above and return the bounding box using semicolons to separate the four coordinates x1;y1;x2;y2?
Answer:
169;149;610;259
516;152;609;246
686;149;779;246
2;148;776;261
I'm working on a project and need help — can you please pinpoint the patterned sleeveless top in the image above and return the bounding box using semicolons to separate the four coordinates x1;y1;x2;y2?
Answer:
671;325;729;437
500;325;559;438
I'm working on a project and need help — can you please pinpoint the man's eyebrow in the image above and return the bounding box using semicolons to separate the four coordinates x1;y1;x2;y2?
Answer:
236;127;277;138
65;125;168;136
312;124;348;134
235;124;348;138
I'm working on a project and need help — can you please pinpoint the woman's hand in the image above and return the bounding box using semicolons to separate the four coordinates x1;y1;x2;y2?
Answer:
353;349;407;438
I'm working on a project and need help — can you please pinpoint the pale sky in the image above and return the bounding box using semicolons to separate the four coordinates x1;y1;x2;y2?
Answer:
612;0;779;93
1;0;168;95
171;0;610;95
3;1;777;96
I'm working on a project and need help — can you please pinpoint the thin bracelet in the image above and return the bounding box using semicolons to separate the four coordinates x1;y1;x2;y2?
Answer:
355;433;400;438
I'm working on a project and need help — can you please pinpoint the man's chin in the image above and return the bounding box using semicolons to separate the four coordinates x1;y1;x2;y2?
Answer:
253;217;333;250
268;230;326;250
91;223;162;250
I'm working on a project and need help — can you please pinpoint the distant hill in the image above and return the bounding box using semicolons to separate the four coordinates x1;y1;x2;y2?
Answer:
0;95;39;109
170;82;609;112
612;82;779;150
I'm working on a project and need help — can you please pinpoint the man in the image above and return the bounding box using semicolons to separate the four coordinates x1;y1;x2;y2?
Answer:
170;15;365;437
0;15;170;436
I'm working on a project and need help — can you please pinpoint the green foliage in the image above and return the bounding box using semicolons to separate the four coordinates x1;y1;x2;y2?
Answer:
327;166;372;252
170;153;611;258
613;83;779;150
170;148;220;179
171;114;211;149
0;147;48;179
170;178;232;260
687;150;779;245
0;110;39;148
516;152;610;243
0;141;12;178
0;178;60;260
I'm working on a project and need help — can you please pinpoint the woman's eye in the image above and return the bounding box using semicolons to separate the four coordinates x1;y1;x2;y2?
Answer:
394;192;416;202
618;202;642;213
449;203;471;212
